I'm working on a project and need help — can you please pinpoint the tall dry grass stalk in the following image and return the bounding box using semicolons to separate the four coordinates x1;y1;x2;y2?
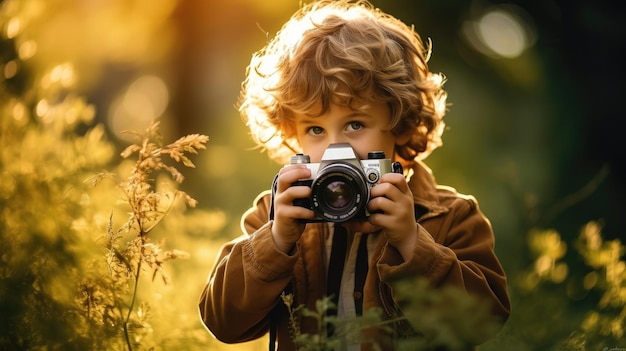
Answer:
83;122;208;350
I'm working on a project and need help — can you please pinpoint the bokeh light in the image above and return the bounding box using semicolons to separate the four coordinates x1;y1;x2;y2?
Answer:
463;4;536;59
108;75;169;141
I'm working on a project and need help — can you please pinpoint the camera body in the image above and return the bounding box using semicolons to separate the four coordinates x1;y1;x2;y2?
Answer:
272;143;403;223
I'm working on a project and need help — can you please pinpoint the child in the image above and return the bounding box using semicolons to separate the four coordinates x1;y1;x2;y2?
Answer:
199;1;510;350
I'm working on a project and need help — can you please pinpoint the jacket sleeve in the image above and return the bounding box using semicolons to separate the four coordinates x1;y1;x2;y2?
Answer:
198;192;298;343
376;193;511;322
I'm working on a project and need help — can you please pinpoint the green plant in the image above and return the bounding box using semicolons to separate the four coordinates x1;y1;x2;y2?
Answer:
281;275;501;351
562;221;625;349
480;222;625;351
281;292;388;351
1;8;115;348
392;279;502;351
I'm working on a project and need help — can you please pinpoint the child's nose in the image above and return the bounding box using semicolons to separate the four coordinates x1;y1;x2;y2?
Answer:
328;132;347;145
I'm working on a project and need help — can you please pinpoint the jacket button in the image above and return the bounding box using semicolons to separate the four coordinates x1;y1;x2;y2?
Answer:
353;291;362;300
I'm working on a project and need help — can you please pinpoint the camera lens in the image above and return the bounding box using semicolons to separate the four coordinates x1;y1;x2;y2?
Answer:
311;162;368;222
322;180;354;210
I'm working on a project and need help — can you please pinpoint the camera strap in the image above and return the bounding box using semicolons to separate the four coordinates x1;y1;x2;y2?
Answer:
326;223;348;316
269;174;279;221
326;224;371;337
354;232;369;316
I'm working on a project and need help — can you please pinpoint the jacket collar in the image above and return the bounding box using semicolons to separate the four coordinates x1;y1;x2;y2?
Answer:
406;161;449;217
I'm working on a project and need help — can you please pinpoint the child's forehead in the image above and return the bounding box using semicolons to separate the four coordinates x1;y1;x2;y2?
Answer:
296;98;379;118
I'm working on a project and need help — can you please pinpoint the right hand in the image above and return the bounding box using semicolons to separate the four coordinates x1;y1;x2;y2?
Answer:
271;164;316;253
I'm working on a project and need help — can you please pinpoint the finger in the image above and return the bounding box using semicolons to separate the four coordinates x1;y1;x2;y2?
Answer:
279;164;310;176
276;185;312;205
276;166;311;192
365;212;384;228
369;182;395;200
367;211;401;231
366;195;392;216
368;190;413;218
273;181;315;222
370;175;411;200
275;204;316;222
378;173;408;191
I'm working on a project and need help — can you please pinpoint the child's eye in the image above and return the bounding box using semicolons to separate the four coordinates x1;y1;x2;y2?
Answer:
346;121;364;132
308;126;325;135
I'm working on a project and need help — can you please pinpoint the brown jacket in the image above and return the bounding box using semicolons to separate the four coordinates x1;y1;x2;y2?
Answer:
199;161;510;350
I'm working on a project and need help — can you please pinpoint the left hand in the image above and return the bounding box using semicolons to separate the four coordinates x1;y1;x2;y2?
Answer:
344;173;417;258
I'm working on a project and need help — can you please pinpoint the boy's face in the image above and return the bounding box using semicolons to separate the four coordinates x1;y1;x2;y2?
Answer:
293;100;398;162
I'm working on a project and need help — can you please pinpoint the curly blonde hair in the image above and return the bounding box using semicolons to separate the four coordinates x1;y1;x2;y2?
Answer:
238;0;447;165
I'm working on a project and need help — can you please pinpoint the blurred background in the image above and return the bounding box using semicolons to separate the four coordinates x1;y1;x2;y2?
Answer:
167;0;625;298
1;0;624;349
158;0;625;250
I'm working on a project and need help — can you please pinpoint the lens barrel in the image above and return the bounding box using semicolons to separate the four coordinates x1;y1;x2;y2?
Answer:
310;162;368;222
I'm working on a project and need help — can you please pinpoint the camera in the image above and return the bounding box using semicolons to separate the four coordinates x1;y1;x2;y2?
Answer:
270;143;403;223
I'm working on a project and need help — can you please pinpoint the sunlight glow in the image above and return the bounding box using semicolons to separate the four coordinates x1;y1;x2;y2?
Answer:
41;63;77;89
204;145;237;178
478;11;525;58
108;75;169;141
11;101;27;123
18;40;38;60
463;5;536;59
3;60;18;79
35;99;49;119
6;17;21;38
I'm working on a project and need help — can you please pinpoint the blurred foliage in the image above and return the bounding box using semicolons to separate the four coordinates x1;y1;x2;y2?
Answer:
280;280;502;351
1;0;625;350
1;1;115;347
282;221;626;351
393;280;502;350
280;293;392;351
481;222;625;351
0;1;254;350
